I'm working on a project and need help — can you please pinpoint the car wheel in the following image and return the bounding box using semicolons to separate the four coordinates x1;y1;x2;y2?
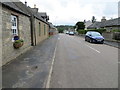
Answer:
101;42;104;44
90;39;93;43
85;38;87;41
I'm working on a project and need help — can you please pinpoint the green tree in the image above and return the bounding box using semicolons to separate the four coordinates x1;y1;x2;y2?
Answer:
75;22;85;31
58;28;64;33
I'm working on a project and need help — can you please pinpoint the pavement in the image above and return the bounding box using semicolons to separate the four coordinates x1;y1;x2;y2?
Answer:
104;40;120;49
2;35;58;88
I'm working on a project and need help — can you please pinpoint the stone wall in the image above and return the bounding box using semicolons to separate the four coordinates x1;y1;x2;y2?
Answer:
0;4;2;67
105;27;119;32
102;32;113;41
0;3;2;90
35;19;49;45
2;7;31;65
102;32;120;41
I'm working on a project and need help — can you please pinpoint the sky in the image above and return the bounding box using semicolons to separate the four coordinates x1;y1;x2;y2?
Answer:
20;0;119;25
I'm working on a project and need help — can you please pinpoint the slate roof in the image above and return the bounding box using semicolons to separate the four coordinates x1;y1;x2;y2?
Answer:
2;1;49;25
49;22;56;29
87;18;120;29
101;18;120;27
39;12;47;17
87;22;101;29
2;1;30;16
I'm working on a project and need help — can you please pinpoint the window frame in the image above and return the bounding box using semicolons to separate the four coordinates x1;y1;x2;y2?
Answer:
39;22;41;36
11;15;18;36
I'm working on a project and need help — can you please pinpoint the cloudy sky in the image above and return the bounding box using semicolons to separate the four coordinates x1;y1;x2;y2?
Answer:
20;0;119;25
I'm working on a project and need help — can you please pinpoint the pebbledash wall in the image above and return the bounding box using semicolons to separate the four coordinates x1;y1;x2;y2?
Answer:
2;5;31;65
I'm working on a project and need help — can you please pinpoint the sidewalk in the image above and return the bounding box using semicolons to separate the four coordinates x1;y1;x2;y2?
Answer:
2;35;58;88
104;40;120;49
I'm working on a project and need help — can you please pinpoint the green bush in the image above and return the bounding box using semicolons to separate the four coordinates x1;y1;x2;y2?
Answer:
111;29;120;32
86;29;106;34
14;39;24;43
78;30;86;34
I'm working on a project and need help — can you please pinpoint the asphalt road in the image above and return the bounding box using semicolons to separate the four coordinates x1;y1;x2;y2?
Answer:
50;34;118;88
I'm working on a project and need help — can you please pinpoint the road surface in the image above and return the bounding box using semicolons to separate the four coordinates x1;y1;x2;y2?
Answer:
49;34;118;88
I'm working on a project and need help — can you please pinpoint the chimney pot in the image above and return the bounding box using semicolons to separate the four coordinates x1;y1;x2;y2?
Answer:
34;4;36;8
101;16;106;22
25;1;27;6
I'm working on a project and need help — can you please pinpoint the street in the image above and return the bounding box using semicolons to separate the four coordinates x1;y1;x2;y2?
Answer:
2;34;118;88
1;0;120;89
50;34;118;88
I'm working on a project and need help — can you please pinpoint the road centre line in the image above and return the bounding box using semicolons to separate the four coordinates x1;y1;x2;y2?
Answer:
85;44;101;53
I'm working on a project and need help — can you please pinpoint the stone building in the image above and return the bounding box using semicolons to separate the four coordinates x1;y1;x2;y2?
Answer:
49;22;58;36
84;20;93;30
27;5;49;46
1;1;50;66
87;17;120;32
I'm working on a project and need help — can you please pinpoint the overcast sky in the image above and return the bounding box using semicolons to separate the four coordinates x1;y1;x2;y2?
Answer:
20;0;119;25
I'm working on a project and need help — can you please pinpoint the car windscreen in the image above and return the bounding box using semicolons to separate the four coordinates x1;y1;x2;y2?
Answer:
91;32;101;36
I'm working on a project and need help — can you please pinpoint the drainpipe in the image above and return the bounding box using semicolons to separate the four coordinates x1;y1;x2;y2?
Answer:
34;16;37;46
30;15;34;46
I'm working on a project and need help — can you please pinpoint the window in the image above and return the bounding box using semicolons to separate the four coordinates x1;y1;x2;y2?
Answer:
44;24;46;35
39;22;41;36
11;15;18;35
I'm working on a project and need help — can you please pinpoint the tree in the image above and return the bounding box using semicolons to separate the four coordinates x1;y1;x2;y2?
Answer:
75;22;85;31
57;28;64;33
91;16;96;23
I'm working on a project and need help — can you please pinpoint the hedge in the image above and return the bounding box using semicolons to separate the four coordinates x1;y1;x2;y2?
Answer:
111;29;120;32
78;30;86;34
78;29;106;34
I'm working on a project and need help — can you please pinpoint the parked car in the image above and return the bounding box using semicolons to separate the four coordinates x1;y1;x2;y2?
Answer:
85;31;104;44
69;31;74;35
66;31;69;34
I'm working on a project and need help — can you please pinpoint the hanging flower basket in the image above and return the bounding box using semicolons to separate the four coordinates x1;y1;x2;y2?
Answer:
13;39;24;49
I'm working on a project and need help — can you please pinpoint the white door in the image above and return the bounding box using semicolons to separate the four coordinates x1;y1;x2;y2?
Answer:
11;15;18;36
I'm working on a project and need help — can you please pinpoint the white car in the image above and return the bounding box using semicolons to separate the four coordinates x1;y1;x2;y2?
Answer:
69;32;74;35
66;31;69;34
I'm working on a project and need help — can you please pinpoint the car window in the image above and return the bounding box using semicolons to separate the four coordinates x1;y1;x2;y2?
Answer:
92;32;101;36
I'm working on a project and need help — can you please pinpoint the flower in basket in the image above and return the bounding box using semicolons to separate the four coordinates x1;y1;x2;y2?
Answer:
13;39;24;49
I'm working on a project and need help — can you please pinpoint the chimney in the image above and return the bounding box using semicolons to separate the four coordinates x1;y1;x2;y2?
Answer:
31;4;38;13
25;1;27;6
34;4;36;8
101;16;106;22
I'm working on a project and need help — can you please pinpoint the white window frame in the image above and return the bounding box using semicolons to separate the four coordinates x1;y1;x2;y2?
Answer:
11;15;18;36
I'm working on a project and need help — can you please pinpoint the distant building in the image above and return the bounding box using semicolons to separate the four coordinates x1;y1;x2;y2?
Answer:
87;17;120;32
49;22;58;36
101;16;106;22
84;20;93;30
87;22;101;29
